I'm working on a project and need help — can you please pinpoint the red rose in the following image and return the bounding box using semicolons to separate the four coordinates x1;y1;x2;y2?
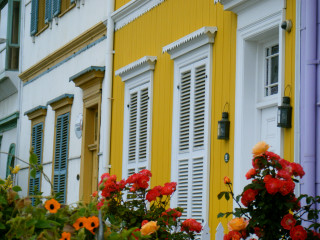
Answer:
281;214;296;230
241;189;258;206
161;182;177;195
146;186;162;202
277;169;292;180
245;168;257;180
290;225;307;240
225;231;242;240
265;178;282;195
141;220;149;227
181;219;202;233
279;180;295;196
265;151;281;161
291;162;305;178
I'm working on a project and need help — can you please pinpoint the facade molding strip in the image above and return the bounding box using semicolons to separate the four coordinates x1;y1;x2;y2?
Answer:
111;0;166;31
24;105;47;116
19;22;107;83
23;35;107;87
47;94;74;107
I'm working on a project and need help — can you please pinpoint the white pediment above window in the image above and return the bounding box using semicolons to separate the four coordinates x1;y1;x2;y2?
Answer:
115;56;157;82
214;0;260;14
162;26;217;59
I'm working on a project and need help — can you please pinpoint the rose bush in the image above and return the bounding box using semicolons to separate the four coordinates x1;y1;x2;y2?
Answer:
0;150;202;239
218;141;320;240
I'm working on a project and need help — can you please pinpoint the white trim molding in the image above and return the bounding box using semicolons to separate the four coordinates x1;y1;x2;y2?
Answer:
115;56;157;82
111;0;166;31
162;27;217;59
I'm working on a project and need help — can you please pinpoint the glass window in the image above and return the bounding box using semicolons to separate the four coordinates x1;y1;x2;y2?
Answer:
264;44;279;96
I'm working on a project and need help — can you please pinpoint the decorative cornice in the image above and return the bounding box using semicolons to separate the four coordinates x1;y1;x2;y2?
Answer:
111;0;166;31
214;0;260;14
162;27;217;59
24;106;47;120
115;56;157;81
69;66;105;83
19;22;107;83
70;66;105;100
0;112;19;133
47;94;74;111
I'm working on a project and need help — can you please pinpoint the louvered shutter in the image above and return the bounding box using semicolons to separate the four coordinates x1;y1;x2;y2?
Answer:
30;0;39;36
45;0;52;23
53;113;69;203
29;123;43;205
52;0;61;17
125;82;150;177
175;60;209;225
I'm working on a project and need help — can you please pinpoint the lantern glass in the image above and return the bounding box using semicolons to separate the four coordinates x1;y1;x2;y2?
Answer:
277;96;292;128
218;112;230;140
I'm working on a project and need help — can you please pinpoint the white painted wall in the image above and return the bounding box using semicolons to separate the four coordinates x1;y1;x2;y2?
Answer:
18;32;106;202
21;0;108;71
0;93;19;119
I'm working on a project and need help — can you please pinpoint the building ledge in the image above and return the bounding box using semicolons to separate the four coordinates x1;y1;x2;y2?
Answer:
0;111;19;133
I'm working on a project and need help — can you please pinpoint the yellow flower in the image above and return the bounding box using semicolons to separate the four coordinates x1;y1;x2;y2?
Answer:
44;199;61;213
252;141;269;157
228;217;249;231
141;221;160;236
11;165;20;174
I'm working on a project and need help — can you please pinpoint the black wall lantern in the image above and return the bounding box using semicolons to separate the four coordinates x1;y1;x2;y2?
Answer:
218;103;230;140
277;96;292;128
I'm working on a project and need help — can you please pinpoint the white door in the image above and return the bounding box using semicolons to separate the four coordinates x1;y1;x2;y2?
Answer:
260;106;280;154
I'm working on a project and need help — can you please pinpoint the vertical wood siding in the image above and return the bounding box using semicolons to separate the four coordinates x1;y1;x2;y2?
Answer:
111;0;236;234
283;0;296;162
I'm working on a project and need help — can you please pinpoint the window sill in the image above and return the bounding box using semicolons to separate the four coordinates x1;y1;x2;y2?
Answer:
35;24;49;37
58;3;76;18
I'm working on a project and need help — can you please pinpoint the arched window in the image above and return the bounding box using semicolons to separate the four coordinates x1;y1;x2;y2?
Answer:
6;143;15;178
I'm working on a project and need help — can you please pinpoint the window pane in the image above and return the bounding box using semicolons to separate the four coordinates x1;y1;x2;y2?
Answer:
271;55;278;84
271;45;279;55
11;1;20;45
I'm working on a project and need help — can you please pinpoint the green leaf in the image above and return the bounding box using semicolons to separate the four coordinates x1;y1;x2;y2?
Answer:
30;169;36;179
26;219;37;228
0;195;7;205
0;222;5;229
218;192;226;199
35;219;59;229
225;192;230;201
12;186;22;192
0;179;5;185
29;152;38;165
217;212;225;218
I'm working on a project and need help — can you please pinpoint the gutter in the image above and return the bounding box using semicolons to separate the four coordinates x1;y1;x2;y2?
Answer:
99;0;115;178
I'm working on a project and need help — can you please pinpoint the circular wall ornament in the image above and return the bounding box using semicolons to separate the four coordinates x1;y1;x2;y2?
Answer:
75;113;83;139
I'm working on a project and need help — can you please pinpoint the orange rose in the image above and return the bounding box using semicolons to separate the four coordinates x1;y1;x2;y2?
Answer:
224;176;231;184
140;221;160;236
227;217;249;231
252;141;269;157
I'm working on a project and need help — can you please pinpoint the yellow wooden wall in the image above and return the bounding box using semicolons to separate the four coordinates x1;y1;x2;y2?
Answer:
110;0;237;235
115;0;131;10
283;0;296;162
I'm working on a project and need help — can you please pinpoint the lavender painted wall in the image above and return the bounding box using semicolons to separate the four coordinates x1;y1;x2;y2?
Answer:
300;0;319;203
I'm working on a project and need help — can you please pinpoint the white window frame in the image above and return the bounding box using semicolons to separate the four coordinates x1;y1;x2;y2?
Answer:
163;27;216;223
115;56;156;179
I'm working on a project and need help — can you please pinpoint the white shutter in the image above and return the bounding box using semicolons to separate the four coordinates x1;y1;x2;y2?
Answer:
174;59;209;226
124;82;151;177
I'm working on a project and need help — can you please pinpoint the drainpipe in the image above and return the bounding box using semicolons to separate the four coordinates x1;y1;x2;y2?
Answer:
316;2;320;208
301;0;317;199
99;0;115;178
